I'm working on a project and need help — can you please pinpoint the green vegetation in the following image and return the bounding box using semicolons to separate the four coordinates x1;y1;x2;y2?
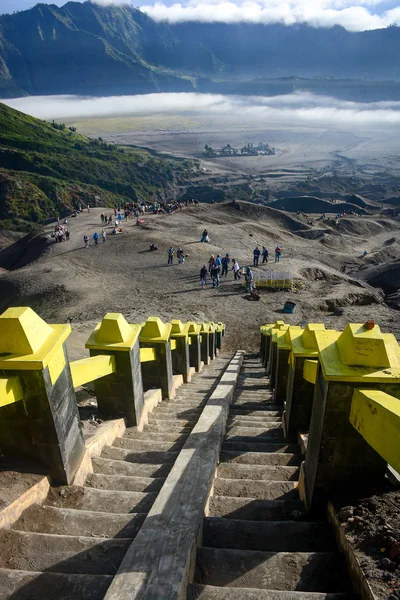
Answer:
0;102;196;231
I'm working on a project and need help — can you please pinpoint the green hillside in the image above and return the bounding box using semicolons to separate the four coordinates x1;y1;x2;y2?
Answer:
0;102;195;231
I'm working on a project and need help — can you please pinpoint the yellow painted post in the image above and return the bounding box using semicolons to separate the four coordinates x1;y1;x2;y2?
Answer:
269;325;289;387
208;322;217;360
139;317;175;399
216;322;224;350
170;320;191;383
350;389;400;473
303;359;318;384
300;322;400;510
274;326;302;404
0;307;85;485
199;323;211;366
85;313;143;426
264;321;285;372
187;322;202;372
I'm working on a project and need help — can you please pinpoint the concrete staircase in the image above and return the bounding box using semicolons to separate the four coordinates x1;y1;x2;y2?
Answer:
0;355;231;600
189;355;356;600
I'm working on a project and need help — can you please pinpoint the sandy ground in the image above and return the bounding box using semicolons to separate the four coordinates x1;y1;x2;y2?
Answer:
0;203;399;360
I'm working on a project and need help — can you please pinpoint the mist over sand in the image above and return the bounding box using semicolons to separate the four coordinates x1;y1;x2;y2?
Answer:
4;92;400;129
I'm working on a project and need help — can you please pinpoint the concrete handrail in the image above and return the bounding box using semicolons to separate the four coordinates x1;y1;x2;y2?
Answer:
70;354;116;388
350;388;400;473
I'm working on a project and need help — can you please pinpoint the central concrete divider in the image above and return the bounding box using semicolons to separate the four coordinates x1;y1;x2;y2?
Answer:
104;351;244;600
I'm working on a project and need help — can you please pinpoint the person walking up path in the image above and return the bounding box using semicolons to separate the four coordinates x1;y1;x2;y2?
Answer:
168;247;174;264
262;246;269;263
232;259;241;280
275;245;282;263
93;232;99;245
83;234;89;248
102;230;106;242
245;266;254;292
253;246;261;267
221;253;230;276
200;264;208;289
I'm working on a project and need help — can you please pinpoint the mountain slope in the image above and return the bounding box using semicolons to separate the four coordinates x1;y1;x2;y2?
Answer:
0;101;195;230
0;2;400;98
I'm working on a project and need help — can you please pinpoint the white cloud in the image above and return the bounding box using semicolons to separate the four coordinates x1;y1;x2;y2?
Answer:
3;91;400;128
139;0;400;30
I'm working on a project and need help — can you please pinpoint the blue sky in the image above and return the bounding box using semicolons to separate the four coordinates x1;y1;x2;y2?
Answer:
1;0;400;31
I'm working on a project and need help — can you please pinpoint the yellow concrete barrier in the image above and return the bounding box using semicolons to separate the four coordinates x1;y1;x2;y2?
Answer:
70;355;116;388
0;377;24;408
350;389;400;473
140;347;157;363
303;359;318;384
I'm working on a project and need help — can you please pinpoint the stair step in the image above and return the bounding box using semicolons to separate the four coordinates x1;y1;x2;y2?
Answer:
227;419;283;427
112;438;184;452
220;452;302;466
221;442;299;454
188;584;357;600
208;496;304;520
92;457;172;478
86;472;165;493
152;406;202;416
0;569;112;600
230;409;282;417
0;529;130;575
217;464;299;481
231;403;282;411
194;548;350;592
46;485;157;514
202;518;334;551
13;505;144;538
101;445;179;464
214;478;298;499
148;419;194;429
122;430;189;442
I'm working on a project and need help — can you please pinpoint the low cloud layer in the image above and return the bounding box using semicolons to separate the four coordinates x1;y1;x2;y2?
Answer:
1;0;400;31
139;1;400;31
4;92;400;129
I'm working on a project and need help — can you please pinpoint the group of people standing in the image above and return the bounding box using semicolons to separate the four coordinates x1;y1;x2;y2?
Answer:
253;245;283;266
200;253;241;289
168;247;185;264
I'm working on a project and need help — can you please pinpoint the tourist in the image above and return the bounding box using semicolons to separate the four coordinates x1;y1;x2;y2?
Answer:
253;246;261;267
177;247;185;264
93;232;99;245
232;259;241;280
215;254;222;270
262;246;269;263
87;204;90;213
275;245;282;263
221;253;230;276
100;213;104;224
211;264;220;288
83;234;89;248
245;266;254;292
168;247;174;264
200;229;208;243
102;230;106;242
65;230;70;241
200;264;208;289
208;254;216;273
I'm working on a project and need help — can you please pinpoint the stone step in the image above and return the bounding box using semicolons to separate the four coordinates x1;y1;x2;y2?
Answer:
208;496;304;520
101;445;179;464
217;463;299;482
231;403;280;411
194;548;350;592
148;418;195;429
221;442;300;454
0;529;130;575
0;569;112;600
92;457;172;478
86;473;165;493
202;518;334;552
226;426;284;438
188;584;357;600
152;406;202;416
13;505;145;538
46;485;157;514
227;418;283;427
113;438;186;452
112;438;185;453
121;430;189;443
163;399;207;407
213;478;298;499
230;409;282;417
220;451;302;467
